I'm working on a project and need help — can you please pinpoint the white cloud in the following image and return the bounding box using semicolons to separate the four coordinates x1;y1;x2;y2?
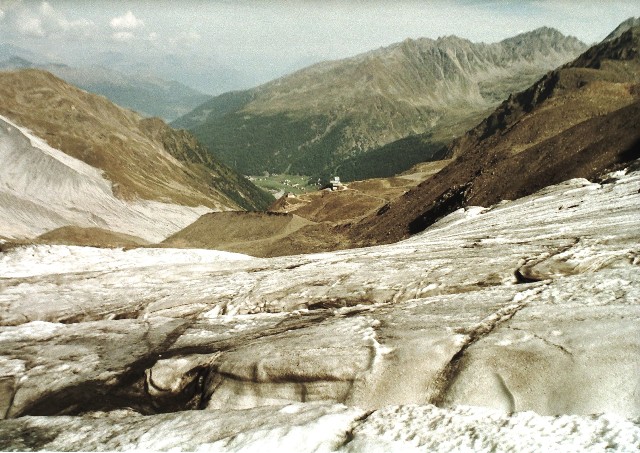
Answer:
110;11;144;30
177;30;201;45
2;1;94;38
39;1;94;34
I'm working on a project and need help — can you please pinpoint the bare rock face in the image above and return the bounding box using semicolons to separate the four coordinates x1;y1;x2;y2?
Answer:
0;164;639;450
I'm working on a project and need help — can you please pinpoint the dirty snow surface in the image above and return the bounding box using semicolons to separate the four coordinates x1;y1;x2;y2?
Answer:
0;164;639;451
0;115;210;242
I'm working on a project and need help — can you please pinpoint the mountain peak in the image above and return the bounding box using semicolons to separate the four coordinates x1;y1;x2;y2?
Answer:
526;26;564;37
500;27;584;48
603;17;640;42
571;24;640;69
434;35;472;46
0;56;34;70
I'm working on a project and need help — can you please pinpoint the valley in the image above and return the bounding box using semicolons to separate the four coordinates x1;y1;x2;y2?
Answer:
154;26;640;258
250;173;317;198
172;28;587;182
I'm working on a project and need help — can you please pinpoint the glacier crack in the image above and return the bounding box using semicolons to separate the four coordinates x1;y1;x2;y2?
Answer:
429;287;544;406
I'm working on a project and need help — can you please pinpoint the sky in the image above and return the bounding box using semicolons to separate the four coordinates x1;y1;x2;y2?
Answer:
0;0;638;93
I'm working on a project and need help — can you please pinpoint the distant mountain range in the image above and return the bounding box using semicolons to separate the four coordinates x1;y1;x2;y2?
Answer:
161;19;640;257
173;27;587;180
0;69;272;242
350;24;640;246
0;56;211;122
0;41;256;95
0;44;49;64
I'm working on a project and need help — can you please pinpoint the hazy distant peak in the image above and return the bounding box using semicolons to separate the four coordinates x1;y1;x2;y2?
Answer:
0;56;34;70
0;43;48;64
501;27;583;46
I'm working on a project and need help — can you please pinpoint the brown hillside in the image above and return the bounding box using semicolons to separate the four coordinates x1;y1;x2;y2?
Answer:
0;69;271;211
164;174;424;257
161;211;315;257
37;227;149;248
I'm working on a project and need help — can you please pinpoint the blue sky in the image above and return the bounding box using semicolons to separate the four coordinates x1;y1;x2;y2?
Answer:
0;1;638;93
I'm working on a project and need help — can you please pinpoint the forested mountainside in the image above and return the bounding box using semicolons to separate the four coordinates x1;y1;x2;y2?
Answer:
174;28;586;181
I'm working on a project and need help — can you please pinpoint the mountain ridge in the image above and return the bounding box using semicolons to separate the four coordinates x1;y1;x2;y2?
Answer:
603;16;640;42
173;27;587;180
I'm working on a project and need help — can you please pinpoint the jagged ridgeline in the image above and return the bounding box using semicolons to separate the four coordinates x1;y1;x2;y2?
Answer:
173;28;586;181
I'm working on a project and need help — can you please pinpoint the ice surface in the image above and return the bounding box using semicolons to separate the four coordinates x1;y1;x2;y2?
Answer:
0;404;638;452
345;404;640;453
0;244;252;278
0;164;639;450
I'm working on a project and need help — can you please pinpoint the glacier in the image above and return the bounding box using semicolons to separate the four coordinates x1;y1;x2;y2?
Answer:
0;163;639;451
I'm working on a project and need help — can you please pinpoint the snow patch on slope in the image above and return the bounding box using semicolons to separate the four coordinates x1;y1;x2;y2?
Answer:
0;245;253;278
0;115;211;242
